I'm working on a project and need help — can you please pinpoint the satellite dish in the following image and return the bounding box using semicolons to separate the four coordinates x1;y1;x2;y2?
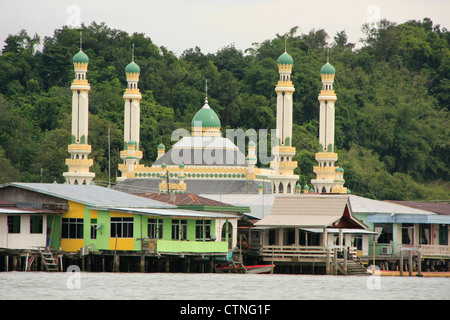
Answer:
95;223;103;230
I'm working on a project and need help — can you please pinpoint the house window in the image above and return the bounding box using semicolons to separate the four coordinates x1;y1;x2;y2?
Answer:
419;224;430;245
30;215;43;234
401;224;414;244
172;219;187;240
375;224;393;244
439;225;448;245
62;218;84;239
196;220;211;240
90;219;98;240
110;217;134;238
148;218;163;239
7;216;21;233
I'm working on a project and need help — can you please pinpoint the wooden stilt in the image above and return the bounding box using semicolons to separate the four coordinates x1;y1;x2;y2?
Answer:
399;250;404;276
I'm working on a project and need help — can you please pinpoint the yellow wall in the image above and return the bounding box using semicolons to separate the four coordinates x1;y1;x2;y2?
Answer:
109;238;134;250
65;201;85;218
61;239;84;252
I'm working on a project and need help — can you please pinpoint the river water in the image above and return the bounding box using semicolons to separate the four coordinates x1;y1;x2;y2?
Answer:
0;271;448;300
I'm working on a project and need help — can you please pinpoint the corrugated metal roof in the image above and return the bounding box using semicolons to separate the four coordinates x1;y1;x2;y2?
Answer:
254;195;362;228
109;207;237;219
386;200;449;215
349;195;435;215
138;193;234;207
199;193;275;219
300;228;378;234
0;207;57;215
6;183;175;209
255;214;341;228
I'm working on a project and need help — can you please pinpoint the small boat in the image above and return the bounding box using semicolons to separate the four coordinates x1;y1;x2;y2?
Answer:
215;264;275;274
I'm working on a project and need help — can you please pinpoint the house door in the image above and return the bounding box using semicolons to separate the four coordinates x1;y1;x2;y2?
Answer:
221;222;233;249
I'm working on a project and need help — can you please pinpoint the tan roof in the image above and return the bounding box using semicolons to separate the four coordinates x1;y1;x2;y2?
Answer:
255;195;365;228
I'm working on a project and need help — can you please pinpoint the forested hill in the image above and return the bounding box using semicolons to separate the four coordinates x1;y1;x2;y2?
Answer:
0;18;448;201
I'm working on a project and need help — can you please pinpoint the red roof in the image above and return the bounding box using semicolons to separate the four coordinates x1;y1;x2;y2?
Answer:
388;201;450;215
136;193;233;207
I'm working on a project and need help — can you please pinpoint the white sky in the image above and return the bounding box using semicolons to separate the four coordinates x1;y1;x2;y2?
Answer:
1;0;449;55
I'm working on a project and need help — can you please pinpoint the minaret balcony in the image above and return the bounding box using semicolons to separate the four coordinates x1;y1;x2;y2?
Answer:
68;144;92;152
314;152;338;161
318;92;336;101
313;166;337;173
120;149;143;159
275;84;295;92
270;160;297;170
65;158;94;167
70;83;91;91
72;79;89;86
272;146;296;156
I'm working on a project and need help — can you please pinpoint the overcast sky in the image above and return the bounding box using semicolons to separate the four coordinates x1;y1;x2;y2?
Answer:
1;0;449;55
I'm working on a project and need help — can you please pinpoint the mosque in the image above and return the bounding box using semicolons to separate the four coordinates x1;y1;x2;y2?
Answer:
62;41;348;196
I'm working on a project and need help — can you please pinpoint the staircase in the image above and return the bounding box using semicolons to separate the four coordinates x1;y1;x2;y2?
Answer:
228;253;248;273
38;247;60;272
338;259;370;276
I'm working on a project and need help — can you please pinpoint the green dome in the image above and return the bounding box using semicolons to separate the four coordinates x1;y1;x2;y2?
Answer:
161;163;167;168
248;141;256;147
157;143;165;149
179;163;185;168
320;62;335;75
73;51;89;63
258;183;264;189
192;104;221;128
125;61;140;74
278;52;293;65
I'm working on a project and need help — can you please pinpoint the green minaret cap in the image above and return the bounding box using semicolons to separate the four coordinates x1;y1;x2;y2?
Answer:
320;62;335;75
278;52;293;65
73;51;89;63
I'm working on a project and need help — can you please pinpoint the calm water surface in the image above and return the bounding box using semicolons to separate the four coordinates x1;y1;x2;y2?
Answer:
0;272;448;300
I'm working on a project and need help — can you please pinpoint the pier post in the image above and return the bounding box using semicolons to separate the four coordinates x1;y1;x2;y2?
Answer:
333;249;337;275
408;252;413;276
165;258;170;272
343;248;348;275
140;255;146;272
113;254;120;272
326;248;331;275
399;250;404;276
417;249;422;277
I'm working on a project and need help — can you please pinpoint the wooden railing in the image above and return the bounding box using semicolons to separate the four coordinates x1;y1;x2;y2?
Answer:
259;245;357;262
393;244;450;257
417;245;450;257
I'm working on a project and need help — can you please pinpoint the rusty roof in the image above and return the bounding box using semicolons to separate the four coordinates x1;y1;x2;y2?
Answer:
136;193;233;207
387;201;450;215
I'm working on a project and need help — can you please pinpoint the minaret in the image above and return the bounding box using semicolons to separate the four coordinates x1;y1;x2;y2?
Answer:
63;34;95;185
267;48;298;194
118;44;143;181
311;58;347;193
